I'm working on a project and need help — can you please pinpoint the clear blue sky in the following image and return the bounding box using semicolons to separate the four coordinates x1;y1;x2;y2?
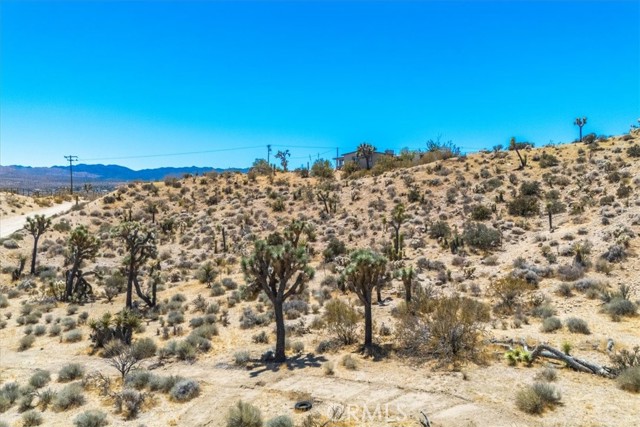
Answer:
1;0;638;170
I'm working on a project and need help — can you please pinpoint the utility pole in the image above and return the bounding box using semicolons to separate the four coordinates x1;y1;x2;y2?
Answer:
335;147;339;170
267;145;272;165
64;155;78;195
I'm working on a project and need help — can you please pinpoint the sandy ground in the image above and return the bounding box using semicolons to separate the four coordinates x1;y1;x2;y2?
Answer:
0;201;74;238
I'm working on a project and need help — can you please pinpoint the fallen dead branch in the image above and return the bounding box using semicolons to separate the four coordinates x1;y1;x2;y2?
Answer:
491;339;616;378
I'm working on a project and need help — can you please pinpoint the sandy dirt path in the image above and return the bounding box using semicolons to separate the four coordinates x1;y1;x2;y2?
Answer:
0;201;74;238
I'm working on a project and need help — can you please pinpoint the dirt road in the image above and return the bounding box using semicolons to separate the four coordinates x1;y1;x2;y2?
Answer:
0;201;74;238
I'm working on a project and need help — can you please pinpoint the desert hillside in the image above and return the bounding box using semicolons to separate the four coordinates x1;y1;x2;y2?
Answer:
1;133;640;427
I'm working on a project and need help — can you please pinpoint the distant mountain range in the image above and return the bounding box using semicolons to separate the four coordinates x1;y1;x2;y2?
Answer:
0;164;248;191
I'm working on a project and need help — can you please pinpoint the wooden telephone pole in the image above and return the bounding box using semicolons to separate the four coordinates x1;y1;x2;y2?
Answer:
64;155;78;195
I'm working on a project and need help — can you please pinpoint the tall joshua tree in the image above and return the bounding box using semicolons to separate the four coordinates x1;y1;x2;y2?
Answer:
401;266;414;303
275;150;291;172
242;221;314;363
65;225;100;301
509;137;527;170
341;249;387;350
145;201;159;224
574;117;587;142
113;222;158;309
356;143;375;170
24;214;51;275
389;203;406;260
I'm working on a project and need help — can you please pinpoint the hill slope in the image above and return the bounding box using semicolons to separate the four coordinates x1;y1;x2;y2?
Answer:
1;132;639;426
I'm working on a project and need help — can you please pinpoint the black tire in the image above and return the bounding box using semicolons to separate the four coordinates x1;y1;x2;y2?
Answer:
294;400;313;411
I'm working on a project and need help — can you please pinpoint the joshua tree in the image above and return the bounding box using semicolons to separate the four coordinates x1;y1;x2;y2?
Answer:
389;203;406;260
341;249;388;350
509;137;527;170
356;143;375;170
241;222;314;362
12;255;27;282
89;310;140;347
64;225;100;301
574;117;587;142
145;201;159;224
275;150;291;172
197;261;217;287
401;266;414;303
113;222;158;309
24;214;51;275
316;182;339;215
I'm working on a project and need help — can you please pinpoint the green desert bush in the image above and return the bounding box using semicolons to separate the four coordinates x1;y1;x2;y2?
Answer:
21;410;43;426
234;351;251;366
74;410;109;427
470;204;492;221
508;195;539;217
29;370;51;389
148;375;184;393
65;329;83;343
53;383;85;410
565;317;590;334
169;379;200;402
114;388;144;420
604;298;637;318
124;371;152;390
1;382;21;405
131;337;157;360
18;335;35;351
323;299;359;345
226;400;263;427
462;222;501;250
58;363;85;382
541;316;562;333
49;324;62;336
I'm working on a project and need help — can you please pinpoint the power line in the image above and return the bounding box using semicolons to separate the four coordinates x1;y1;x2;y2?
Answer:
80;145;265;162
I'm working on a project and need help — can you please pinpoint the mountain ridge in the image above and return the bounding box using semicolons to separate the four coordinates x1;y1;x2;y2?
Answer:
0;163;249;189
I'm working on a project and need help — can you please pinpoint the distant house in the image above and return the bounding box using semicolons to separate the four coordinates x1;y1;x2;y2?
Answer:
335;149;394;170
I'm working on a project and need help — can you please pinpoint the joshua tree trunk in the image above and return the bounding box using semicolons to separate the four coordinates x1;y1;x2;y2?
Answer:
222;227;227;252
363;292;373;348
30;236;40;275
133;276;153;307
65;261;81;301
273;298;286;362
126;268;135;309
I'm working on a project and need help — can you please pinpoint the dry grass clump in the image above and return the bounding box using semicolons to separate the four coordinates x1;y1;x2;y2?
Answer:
515;382;562;414
617;367;640;393
226;400;263;427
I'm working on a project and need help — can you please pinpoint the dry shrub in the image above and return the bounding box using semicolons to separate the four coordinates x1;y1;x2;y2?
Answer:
323;299;359;345
515;382;561;414
396;295;489;364
490;276;537;314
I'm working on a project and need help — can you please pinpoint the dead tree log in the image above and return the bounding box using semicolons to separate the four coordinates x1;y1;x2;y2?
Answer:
530;344;614;378
492;339;615;378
